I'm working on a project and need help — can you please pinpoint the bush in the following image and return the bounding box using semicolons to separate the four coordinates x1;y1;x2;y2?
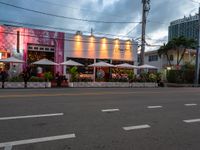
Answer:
167;69;195;83
149;73;157;82
78;77;93;82
29;76;45;82
44;72;53;82
8;76;24;82
109;78;129;82
69;67;78;82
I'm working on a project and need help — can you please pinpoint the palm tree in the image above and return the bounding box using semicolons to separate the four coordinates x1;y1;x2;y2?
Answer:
158;43;172;66
171;36;196;65
158;36;196;67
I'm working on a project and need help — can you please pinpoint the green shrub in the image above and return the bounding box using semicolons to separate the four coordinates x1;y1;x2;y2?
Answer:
29;76;45;82
44;72;53;82
69;67;78;82
8;76;24;82
149;73;157;82
167;69;195;83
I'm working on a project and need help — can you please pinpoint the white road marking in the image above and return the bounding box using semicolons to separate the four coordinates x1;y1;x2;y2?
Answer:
147;106;162;109
0;134;75;148
183;118;200;123
101;109;120;112
123;124;151;131
0;113;64;121
184;104;197;106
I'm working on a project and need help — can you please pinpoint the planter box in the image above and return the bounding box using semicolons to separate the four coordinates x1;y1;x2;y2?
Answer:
4;82;25;88
0;82;52;88
69;82;158;88
27;82;47;88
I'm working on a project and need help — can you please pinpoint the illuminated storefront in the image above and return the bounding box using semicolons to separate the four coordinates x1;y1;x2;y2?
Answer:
0;24;138;79
64;31;138;80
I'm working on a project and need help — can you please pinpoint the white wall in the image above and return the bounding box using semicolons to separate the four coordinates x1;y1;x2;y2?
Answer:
144;49;196;71
64;33;137;61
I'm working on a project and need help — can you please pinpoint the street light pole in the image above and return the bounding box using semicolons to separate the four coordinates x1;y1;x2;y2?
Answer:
195;6;200;86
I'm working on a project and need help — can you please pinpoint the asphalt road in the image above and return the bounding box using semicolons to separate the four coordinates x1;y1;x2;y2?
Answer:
0;88;200;150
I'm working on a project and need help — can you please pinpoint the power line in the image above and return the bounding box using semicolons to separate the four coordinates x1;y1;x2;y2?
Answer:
126;24;141;36
0;19;137;39
0;1;141;24
147;20;169;25
0;31;138;46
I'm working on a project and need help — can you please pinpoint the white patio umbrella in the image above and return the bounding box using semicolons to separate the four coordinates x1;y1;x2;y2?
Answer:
88;61;114;82
0;56;24;63
32;58;58;65
60;60;84;66
115;63;139;69
88;61;114;67
138;64;158;69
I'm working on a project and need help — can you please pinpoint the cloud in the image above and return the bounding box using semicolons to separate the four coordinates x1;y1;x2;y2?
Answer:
0;0;198;50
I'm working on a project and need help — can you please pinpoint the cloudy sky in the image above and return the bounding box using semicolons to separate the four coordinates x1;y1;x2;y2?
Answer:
0;0;198;51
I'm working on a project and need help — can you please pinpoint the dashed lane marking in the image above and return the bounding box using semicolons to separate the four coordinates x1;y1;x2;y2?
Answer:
123;124;151;131
184;104;197;106
0;113;64;121
0;134;75;149
147;106;163;109
101;109;120;112
183;118;200;123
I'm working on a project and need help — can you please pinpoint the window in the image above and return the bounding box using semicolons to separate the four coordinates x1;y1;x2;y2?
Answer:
170;55;174;61
28;46;33;50
148;55;158;62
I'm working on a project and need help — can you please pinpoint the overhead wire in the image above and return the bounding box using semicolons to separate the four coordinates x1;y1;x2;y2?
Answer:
0;1;141;24
0;31;138;46
0;19;138;39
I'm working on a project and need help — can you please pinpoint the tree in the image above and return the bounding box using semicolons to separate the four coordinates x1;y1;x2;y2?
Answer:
158;36;196;67
158;43;172;66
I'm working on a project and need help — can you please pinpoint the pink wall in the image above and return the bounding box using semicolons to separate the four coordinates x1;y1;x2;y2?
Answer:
0;25;64;74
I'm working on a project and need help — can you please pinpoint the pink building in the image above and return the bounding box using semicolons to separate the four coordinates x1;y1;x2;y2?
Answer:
0;25;64;74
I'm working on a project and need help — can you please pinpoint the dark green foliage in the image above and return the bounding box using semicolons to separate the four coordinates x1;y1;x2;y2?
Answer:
8;76;24;82
167;63;195;84
29;76;45;82
158;36;196;66
69;67;78;82
44;72;53;82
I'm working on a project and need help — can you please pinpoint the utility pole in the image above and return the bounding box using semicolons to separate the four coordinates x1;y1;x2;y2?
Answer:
195;6;200;86
140;0;150;65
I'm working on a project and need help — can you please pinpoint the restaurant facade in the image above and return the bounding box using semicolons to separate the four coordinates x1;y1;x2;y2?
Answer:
64;31;138;80
0;24;138;78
